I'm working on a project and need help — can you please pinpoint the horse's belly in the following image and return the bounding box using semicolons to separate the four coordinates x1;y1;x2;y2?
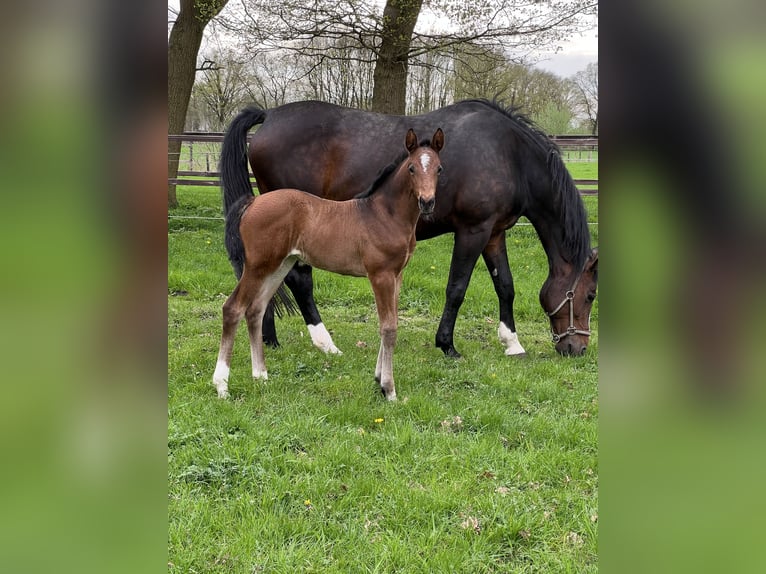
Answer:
297;250;367;278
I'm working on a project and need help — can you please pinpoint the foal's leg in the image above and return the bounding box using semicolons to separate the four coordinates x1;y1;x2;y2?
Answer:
214;283;251;399
435;228;492;358
374;275;402;383
245;258;298;381
482;230;527;357
370;272;399;401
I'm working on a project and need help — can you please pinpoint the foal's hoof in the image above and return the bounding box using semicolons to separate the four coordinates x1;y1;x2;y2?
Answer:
506;351;528;359
380;387;397;401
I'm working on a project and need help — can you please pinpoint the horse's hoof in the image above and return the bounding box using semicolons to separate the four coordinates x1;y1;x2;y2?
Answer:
380;386;397;401
441;346;462;359
263;338;280;349
506;351;527;359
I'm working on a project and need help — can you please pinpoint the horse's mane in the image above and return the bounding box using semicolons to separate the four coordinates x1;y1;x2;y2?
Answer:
460;98;591;270
355;139;432;199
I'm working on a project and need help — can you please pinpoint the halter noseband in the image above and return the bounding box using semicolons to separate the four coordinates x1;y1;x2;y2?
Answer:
545;272;591;343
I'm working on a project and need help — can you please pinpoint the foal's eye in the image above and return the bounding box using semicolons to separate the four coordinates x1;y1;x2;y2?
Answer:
408;165;415;174
437;165;443;174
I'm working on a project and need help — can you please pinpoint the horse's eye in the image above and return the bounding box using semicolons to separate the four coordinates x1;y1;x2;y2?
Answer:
408;165;415;174
586;292;596;303
437;165;443;174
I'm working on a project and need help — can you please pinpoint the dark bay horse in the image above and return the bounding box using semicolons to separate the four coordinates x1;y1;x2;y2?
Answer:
214;129;444;400
220;99;597;358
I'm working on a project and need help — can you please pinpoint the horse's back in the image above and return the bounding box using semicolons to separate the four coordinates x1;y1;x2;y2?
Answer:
246;100;532;235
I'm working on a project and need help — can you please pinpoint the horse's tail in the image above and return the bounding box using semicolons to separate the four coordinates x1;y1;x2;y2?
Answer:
220;105;267;218
220;105;298;317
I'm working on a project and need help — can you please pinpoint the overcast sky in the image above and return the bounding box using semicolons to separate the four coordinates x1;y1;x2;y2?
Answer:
534;26;598;77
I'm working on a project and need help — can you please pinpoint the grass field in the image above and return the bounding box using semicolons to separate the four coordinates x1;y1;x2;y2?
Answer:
168;164;598;573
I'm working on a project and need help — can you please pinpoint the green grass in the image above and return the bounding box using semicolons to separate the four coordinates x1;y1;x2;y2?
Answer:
168;166;598;573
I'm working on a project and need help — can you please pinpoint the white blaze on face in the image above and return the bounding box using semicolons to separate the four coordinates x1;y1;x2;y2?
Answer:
419;153;431;172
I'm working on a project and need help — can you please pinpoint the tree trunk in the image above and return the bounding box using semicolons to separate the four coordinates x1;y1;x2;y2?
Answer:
371;0;423;115
168;0;229;208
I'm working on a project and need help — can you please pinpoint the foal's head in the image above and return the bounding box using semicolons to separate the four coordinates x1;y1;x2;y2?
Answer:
404;128;444;217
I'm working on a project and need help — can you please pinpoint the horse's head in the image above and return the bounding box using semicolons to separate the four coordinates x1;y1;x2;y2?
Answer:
405;128;444;217
540;248;598;356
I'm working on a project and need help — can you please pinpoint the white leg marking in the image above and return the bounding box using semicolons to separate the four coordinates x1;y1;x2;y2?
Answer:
498;322;527;356
308;323;342;354
213;360;230;399
252;368;268;381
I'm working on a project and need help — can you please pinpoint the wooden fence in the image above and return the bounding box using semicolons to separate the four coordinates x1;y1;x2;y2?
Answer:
169;132;598;195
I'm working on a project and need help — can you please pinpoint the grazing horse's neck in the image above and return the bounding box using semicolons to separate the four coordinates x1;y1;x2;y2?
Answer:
526;204;584;281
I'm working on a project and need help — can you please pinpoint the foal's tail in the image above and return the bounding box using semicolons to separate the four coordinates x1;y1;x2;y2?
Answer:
220;106;297;317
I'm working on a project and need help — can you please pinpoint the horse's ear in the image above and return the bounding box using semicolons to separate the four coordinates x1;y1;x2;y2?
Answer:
431;128;444;153
586;247;598;273
405;129;418;152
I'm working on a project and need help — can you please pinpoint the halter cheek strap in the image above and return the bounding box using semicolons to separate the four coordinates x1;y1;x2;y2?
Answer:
545;273;591;343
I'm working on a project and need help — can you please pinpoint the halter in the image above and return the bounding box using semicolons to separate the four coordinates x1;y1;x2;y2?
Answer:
545;272;591;343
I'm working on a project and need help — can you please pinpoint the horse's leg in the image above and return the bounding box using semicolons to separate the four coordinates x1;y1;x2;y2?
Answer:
285;262;342;354
482;231;527;357
261;301;278;348
213;282;251;399
246;301;269;381
246;258;297;381
375;274;402;386
370;271;399;401
435;228;493;358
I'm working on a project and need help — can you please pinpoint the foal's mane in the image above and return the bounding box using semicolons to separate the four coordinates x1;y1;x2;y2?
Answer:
460;98;591;270
355;139;432;199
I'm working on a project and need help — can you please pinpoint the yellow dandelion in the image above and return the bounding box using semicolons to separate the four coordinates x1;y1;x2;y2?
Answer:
374;418;384;423
430;265;436;270
304;499;312;506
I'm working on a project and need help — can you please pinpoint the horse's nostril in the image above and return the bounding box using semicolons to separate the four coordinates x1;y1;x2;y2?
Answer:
566;342;573;355
419;198;435;213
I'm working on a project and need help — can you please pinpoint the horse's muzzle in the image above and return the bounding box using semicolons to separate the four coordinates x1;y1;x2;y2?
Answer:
418;198;435;215
556;340;587;356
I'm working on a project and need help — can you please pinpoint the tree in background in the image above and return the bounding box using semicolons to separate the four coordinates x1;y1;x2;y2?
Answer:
372;0;424;114
189;38;587;133
188;48;251;130
535;101;575;135
219;0;597;114
570;61;598;134
168;0;230;208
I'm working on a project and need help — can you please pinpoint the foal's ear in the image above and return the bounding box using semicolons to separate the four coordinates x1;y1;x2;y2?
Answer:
431;128;444;153
405;129;418;152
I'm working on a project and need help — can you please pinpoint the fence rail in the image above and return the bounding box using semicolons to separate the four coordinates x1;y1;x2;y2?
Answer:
169;133;598;193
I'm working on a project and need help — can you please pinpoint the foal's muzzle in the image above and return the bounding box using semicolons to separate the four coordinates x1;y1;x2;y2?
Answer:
418;197;435;215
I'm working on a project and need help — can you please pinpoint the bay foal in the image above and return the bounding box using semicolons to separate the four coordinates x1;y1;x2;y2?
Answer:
213;128;444;400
